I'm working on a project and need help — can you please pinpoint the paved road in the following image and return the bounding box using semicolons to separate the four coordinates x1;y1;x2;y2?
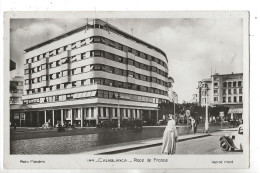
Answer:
117;131;243;155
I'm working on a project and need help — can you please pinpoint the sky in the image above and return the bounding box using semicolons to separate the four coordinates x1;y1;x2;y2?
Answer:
10;18;243;103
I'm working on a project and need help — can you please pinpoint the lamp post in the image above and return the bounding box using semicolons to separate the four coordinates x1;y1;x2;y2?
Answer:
117;95;120;129
205;85;210;133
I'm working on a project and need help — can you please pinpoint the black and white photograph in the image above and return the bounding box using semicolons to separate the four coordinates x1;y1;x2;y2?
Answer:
3;11;250;169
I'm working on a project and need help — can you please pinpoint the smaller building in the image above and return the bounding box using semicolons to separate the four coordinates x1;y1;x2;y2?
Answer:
198;73;243;120
10;76;25;127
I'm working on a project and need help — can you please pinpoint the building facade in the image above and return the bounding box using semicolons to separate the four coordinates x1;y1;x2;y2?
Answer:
10;76;25;126
199;73;243;120
21;19;171;127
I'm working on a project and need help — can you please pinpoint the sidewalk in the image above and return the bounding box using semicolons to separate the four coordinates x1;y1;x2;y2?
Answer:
73;133;210;155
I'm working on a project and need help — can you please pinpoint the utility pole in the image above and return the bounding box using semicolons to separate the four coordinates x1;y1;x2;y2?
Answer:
117;95;120;129
205;86;209;132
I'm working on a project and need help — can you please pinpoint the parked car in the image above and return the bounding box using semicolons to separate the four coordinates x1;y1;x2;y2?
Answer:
229;120;240;128
96;120;117;128
219;124;243;151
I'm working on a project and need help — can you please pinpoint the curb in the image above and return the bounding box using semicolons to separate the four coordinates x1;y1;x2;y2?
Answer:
96;133;210;154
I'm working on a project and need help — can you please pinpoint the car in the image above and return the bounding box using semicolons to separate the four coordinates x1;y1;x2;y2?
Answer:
97;120;118;128
219;124;243;151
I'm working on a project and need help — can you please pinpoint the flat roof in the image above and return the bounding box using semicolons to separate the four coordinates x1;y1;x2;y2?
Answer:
24;19;168;62
212;73;243;76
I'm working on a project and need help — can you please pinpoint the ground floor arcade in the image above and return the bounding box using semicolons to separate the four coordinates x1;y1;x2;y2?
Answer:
10;106;160;127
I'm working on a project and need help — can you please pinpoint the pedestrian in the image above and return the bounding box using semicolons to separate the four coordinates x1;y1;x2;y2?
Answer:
161;114;178;155
193;119;197;134
191;117;195;133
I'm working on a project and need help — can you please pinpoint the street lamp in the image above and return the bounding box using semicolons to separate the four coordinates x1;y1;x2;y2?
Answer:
204;85;210;133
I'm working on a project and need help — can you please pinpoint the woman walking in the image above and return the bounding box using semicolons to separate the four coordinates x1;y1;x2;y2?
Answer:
161;114;178;155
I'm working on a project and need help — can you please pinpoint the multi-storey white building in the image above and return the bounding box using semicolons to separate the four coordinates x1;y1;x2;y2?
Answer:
199;73;243;120
10;76;25;126
22;19;171;127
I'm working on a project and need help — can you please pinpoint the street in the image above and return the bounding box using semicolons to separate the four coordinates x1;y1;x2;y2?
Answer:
116;131;242;155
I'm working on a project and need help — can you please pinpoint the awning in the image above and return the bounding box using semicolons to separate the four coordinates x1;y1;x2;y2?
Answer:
228;108;243;114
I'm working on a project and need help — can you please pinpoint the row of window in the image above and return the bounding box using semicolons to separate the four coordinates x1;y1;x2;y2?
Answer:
25;63;168;87
222;96;243;103
202;96;243;104
25;77;168;96
10;97;22;104
223;81;242;87
62;107;141;119
91;36;167;68
10;81;23;86
23;89;167;105
25;50;168;80
25;36;167;69
10;89;23;94
211;88;243;95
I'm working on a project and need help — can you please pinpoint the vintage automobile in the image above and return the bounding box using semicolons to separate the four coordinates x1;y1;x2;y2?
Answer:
219;124;243;151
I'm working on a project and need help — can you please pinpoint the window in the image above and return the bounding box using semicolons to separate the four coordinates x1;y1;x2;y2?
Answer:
114;81;123;88
114;68;123;75
223;97;226;103
151;66;157;72
128;47;132;53
214;82;218;87
239;88;243;94
228;89;231;94
127;59;134;66
239;96;242;102
24;69;29;74
233;89;237;94
97;90;103;97
41;75;47;81
66;94;73;100
223;82;227;87
223;89;226;94
56;60;61;67
109;40;115;47
233;96;237;102
128;71;135;78
56;84;60;90
228;82;232;87
233;81;237;87
238;81;242;87
62;70;68;77
104;91;109;98
214;89;218;94
214;97;218;102
71;43;76;49
228;97;231;102
118;43;123;51
81;52;86;59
